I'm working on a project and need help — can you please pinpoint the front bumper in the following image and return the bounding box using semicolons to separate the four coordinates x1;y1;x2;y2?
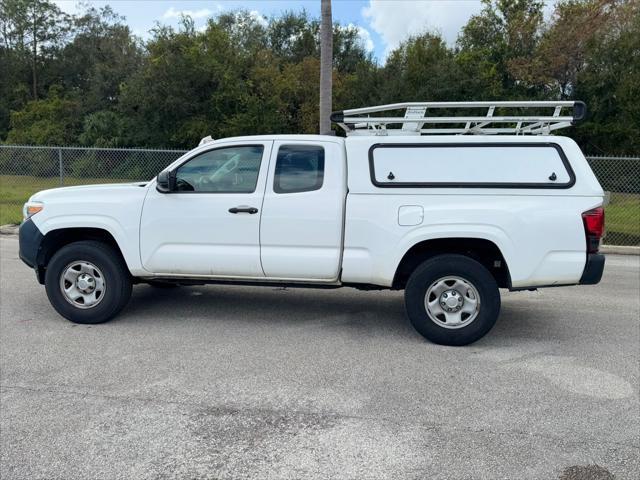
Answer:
579;253;605;285
19;218;44;269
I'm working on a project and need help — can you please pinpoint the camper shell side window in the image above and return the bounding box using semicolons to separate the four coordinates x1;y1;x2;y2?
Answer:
368;143;575;189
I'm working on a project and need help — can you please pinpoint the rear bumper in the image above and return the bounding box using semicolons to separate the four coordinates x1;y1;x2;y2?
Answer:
579;253;605;285
19;218;44;269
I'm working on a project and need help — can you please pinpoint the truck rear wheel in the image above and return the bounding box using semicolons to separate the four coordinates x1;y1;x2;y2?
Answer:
44;241;132;324
404;254;500;346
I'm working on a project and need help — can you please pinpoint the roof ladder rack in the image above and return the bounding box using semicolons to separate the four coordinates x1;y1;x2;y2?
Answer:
330;101;586;136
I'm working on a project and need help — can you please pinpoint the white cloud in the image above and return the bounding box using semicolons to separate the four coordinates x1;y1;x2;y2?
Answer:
165;7;268;33
347;23;375;53
363;0;560;60
362;0;483;57
162;6;221;20
248;10;269;28
52;0;81;14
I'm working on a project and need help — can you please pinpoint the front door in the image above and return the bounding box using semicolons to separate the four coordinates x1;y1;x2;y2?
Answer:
140;141;272;277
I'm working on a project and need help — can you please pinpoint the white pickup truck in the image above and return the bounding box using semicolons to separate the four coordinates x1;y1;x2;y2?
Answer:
19;101;605;345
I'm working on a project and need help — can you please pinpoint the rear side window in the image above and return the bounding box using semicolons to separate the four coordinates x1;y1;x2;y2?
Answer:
274;145;325;193
369;143;574;188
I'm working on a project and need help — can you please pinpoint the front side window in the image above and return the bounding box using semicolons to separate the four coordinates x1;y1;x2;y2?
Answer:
274;145;325;194
175;145;264;193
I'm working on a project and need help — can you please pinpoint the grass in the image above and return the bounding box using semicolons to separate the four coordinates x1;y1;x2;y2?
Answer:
606;193;640;234
604;192;640;246
1;174;638;245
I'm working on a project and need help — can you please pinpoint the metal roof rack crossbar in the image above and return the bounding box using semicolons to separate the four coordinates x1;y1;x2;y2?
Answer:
330;101;586;136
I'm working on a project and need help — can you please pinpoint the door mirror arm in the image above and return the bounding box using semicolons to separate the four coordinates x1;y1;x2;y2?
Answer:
156;170;176;193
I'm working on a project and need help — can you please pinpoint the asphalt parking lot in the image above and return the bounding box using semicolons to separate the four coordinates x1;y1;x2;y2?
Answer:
1;235;638;479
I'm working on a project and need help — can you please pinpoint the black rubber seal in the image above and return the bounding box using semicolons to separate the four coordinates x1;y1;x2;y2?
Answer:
368;142;576;189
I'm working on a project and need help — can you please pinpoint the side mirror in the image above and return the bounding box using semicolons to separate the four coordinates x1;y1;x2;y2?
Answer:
156;170;175;193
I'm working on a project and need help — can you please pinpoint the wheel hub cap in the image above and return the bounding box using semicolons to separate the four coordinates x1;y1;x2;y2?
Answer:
59;261;106;309
440;289;464;312
424;276;481;329
76;273;96;293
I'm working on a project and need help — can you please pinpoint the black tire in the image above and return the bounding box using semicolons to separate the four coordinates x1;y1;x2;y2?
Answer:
44;240;132;324
404;254;501;346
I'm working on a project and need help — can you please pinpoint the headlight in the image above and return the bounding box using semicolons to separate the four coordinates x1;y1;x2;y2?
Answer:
23;201;44;221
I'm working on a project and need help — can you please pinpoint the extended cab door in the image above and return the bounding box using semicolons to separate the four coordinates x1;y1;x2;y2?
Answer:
140;141;272;276
260;140;346;280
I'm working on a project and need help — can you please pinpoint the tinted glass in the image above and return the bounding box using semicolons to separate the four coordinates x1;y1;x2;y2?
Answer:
175;146;263;193
274;145;325;194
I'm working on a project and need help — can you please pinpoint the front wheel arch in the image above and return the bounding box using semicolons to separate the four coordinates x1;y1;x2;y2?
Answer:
44;240;132;323
36;228;129;283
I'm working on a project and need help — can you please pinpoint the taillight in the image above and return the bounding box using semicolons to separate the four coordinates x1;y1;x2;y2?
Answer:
582;207;605;253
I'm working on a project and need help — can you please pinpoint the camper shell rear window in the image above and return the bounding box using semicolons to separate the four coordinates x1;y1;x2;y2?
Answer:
368;143;575;189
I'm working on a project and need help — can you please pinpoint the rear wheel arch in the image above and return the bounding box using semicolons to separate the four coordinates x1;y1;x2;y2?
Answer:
393;237;511;290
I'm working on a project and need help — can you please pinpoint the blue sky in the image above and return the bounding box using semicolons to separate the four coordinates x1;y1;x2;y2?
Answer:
54;1;557;62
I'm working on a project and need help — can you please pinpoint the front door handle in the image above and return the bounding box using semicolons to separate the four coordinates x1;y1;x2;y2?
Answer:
228;206;258;214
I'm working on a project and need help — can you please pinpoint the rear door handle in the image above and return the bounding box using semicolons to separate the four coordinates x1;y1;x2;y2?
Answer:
228;206;258;214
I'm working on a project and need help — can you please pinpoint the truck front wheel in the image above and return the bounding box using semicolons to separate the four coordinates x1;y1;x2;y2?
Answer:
44;240;132;324
404;254;501;346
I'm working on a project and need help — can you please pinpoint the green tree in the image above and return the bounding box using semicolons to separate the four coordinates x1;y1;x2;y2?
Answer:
510;0;617;98
457;0;545;98
573;0;640;154
0;0;69;99
118;17;244;146
0;0;70;139
5;86;81;145
267;11;318;64
380;33;463;103
0;1;637;156
78;110;127;147
54;5;141;114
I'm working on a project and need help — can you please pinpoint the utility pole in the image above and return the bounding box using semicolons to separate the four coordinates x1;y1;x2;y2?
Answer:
319;0;333;135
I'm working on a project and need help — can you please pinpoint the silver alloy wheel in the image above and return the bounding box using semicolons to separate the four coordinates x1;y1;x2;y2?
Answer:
424;276;481;329
59;261;106;309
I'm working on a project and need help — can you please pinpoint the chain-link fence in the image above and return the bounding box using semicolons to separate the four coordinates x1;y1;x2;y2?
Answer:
585;155;639;246
1;145;638;246
0;145;187;226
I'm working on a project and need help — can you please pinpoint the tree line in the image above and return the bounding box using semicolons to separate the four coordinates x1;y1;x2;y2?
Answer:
1;0;638;155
